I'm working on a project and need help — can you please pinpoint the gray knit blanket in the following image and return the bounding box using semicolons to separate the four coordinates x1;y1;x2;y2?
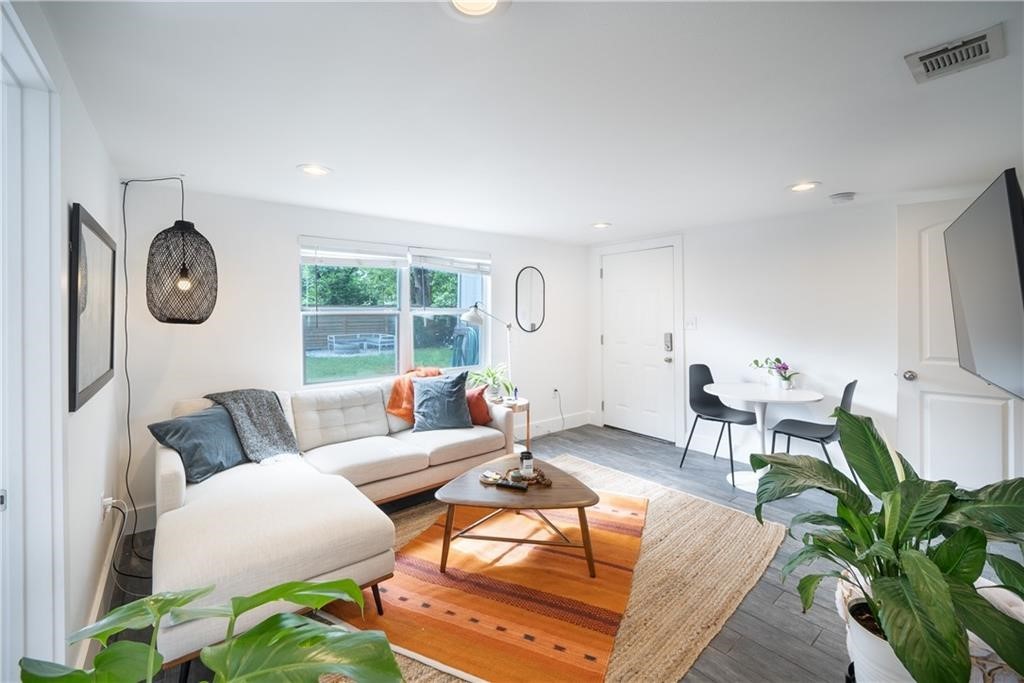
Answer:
205;389;299;463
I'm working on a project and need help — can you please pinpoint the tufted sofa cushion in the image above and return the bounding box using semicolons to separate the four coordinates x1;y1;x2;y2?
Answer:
291;385;389;452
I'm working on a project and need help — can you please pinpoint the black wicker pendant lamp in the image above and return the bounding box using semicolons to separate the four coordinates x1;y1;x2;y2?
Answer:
127;177;217;324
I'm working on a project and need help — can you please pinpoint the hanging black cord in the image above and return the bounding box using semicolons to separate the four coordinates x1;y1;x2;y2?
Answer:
120;176;185;563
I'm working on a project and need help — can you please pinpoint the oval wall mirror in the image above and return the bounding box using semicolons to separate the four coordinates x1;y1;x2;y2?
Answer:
516;266;545;332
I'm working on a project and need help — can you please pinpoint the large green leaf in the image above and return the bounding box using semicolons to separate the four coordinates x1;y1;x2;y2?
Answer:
201;612;402;683
18;659;91;682
881;489;901;546
987;553;1024;598
833;408;910;497
858;539;898;564
750;453;871;523
230;579;364;619
789;511;849;530
69;586;214;646
836;500;875;550
946;577;1024;677
928;527;987;583
796;572;842;611
896;479;955;542
92;640;162;683
873;550;971;683
781;544;845;580
939;478;1024;542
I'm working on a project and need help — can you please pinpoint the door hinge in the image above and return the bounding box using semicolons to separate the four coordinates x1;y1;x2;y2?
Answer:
600;334;604;345
599;268;603;279
0;489;7;511
601;400;605;411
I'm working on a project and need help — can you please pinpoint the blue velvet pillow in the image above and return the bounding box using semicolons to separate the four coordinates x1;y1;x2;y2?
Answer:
148;405;247;483
412;371;473;432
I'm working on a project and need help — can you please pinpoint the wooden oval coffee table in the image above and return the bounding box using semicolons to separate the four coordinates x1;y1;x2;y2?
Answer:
435;455;600;577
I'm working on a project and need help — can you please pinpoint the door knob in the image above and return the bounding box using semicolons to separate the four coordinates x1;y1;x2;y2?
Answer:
902;370;918;381
664;357;673;363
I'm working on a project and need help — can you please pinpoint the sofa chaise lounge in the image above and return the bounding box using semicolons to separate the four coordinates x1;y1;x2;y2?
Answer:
152;378;514;663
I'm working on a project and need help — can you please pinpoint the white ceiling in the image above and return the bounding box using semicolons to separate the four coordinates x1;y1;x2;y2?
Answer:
42;1;1024;244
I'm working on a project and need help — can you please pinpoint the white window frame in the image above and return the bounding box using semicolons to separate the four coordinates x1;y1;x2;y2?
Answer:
299;237;491;386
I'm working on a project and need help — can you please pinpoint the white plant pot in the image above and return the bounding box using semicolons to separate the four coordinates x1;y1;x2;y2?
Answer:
779;379;793;390
485;385;501;402
844;600;914;682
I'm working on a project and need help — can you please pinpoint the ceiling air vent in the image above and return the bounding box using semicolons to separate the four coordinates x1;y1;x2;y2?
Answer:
904;23;1006;84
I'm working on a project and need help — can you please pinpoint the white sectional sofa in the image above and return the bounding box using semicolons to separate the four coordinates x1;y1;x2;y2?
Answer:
152;378;514;664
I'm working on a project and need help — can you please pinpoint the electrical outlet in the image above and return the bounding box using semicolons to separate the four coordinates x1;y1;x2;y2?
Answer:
101;496;114;519
552;388;559;399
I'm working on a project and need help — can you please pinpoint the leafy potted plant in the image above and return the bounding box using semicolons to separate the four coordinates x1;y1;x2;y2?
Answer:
752;409;1024;683
19;579;402;683
468;363;514;402
751;356;800;389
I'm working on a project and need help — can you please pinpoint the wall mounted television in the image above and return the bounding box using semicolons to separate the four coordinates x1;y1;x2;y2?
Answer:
944;168;1024;400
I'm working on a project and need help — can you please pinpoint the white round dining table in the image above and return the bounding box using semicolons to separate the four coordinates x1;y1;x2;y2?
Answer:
703;382;825;493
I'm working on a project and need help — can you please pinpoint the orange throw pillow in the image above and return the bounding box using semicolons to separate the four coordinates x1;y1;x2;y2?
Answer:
466;386;491;426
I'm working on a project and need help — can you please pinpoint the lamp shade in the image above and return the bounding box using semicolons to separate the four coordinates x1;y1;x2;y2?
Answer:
145;220;217;324
460;305;484;326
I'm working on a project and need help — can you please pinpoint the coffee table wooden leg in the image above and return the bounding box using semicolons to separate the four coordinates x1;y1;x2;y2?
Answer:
578;507;596;578
440;504;456;573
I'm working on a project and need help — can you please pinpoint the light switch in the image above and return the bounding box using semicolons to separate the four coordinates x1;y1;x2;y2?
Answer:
685;317;698;331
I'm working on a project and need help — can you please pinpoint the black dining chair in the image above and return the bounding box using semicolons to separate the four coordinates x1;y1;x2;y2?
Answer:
770;380;859;483
679;364;756;486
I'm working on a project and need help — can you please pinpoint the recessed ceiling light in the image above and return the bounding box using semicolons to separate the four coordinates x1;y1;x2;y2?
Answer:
298;163;332;177
592;222;612;230
789;181;821;192
451;0;498;16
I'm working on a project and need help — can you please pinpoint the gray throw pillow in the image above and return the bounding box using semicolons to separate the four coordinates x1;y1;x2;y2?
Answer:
148;405;247;483
413;371;473;432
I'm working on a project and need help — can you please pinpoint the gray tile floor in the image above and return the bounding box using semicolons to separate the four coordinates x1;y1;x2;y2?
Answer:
110;425;856;682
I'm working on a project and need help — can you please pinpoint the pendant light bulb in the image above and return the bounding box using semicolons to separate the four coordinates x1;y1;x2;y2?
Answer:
175;265;193;292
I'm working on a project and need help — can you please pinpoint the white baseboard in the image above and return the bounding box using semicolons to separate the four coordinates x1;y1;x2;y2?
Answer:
514;410;591;441
70;520;120;669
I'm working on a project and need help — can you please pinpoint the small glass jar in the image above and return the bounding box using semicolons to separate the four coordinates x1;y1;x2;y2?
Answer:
520;451;534;477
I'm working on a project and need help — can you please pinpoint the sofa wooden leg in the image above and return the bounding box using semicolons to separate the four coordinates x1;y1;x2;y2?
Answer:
371;583;384;616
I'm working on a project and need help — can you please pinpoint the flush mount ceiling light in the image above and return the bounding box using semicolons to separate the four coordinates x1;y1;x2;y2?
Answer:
451;0;498;16
592;222;613;230
789;181;821;192
297;163;332;177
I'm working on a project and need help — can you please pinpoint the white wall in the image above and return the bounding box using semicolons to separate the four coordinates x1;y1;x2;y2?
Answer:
588;203;900;474
14;3;124;666
123;184;591;525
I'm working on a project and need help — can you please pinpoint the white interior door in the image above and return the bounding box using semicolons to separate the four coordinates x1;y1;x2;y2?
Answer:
897;199;1023;487
602;247;676;441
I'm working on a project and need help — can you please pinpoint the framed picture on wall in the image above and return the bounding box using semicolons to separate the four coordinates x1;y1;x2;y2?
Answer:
69;203;116;411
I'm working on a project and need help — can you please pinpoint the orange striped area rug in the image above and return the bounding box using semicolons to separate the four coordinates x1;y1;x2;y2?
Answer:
326;491;647;682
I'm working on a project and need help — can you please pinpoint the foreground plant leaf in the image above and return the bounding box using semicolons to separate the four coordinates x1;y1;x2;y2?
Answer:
229;579;365;620
750;453;870;523
874;550;970;683
833;408;912;496
987;553;1024;598
201;612;402;683
940;478;1024;542
18;658;91;682
928;527;987;583
946;577;1024;677
69;586;214;646
92;640;162;683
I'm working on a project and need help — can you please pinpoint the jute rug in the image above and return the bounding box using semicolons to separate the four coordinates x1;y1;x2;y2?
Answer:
325;454;785;682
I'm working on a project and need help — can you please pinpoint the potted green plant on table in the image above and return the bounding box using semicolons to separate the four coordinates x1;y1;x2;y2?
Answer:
752;409;1024;683
468;363;514;402
19;579;402;683
751;356;800;389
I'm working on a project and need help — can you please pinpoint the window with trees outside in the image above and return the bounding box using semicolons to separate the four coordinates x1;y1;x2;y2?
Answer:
300;239;489;384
